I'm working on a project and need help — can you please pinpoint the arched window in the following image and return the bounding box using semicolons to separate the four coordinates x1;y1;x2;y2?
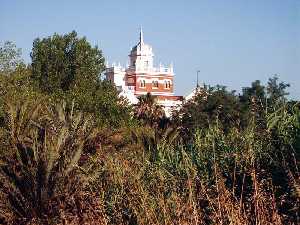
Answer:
140;80;146;87
164;80;171;89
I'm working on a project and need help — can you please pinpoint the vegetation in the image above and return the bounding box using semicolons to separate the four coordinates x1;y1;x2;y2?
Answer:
30;31;132;128
0;34;299;224
0;41;24;75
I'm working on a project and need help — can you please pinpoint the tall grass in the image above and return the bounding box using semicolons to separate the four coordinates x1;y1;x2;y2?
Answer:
0;99;299;224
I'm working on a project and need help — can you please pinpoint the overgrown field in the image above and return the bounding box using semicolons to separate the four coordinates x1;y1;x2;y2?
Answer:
0;34;299;224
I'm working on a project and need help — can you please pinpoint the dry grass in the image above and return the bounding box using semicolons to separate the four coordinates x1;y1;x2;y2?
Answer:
0;99;299;224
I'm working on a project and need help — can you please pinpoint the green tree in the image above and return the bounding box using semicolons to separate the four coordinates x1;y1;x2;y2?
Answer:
179;85;241;136
0;41;34;126
240;80;266;127
30;31;131;127
240;80;266;104
0;41;23;75
267;75;290;104
31;31;105;93
239;77;290;127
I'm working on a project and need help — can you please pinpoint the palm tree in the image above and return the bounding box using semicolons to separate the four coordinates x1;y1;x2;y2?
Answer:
0;99;105;224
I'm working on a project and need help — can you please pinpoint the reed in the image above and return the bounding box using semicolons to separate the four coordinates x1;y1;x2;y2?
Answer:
0;98;299;224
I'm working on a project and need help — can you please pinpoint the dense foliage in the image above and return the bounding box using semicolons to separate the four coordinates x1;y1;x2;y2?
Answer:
31;31;105;93
1;32;132;128
0;41;23;75
0;36;299;225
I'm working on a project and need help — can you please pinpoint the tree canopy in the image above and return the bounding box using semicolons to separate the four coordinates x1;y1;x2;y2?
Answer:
31;31;105;94
175;76;291;137
267;75;290;104
30;31;131;128
0;41;23;75
177;85;241;136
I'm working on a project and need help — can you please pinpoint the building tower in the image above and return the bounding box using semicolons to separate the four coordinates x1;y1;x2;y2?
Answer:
105;28;182;115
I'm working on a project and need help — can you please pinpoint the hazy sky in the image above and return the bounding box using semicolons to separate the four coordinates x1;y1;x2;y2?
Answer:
1;0;299;98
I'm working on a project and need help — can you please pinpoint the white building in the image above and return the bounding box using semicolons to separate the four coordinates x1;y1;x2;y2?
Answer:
105;28;183;116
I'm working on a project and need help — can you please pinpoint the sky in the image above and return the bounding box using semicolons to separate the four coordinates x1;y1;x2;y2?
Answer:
1;0;299;98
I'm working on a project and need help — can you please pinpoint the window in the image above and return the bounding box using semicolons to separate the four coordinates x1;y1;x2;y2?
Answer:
152;80;158;88
164;80;171;89
140;80;146;88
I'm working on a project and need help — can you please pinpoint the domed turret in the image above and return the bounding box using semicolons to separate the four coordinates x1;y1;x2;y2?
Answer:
128;27;154;72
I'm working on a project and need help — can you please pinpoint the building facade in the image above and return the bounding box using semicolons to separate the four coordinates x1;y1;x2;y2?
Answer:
105;28;183;116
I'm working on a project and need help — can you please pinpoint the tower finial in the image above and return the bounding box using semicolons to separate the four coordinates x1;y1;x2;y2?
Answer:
197;70;200;89
139;26;144;44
